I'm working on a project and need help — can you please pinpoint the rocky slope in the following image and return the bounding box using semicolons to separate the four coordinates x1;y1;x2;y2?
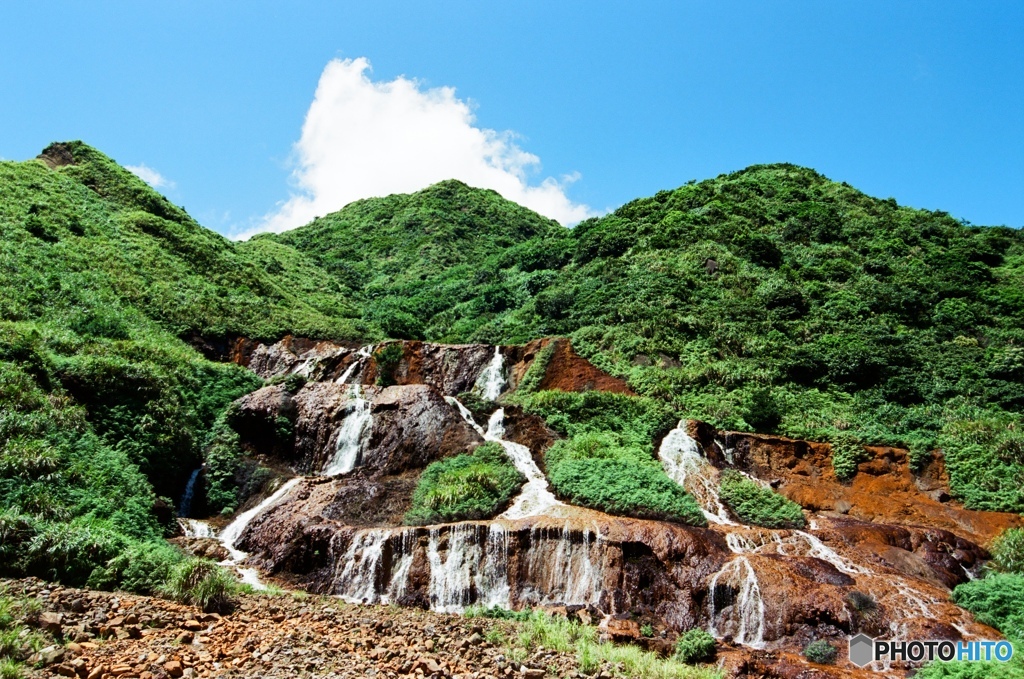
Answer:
167;337;1023;677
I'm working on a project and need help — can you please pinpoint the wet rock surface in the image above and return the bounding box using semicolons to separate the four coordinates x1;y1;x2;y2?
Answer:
186;337;1021;677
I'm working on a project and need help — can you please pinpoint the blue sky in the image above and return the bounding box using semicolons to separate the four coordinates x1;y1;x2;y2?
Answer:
1;2;1021;236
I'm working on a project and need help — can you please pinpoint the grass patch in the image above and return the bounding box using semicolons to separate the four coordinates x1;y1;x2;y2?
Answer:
160;558;241;613
717;469;805;528
545;433;706;526
990;528;1024;575
404;442;524;524
504;611;721;679
0;587;46;679
803;639;838;665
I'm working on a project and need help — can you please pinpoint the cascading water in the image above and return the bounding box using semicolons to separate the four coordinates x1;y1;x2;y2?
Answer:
178;518;215;538
445;396;485;436
178;467;202;518
486;409;563;520
658;422;736;525
708;556;766;648
474;347;506;401
219;477;302;562
335;530;390;604
322;385;373;476
336;344;374;385
520;524;602;607
444;396;562;520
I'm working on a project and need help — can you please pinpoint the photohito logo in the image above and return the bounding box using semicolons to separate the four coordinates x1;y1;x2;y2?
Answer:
849;634;1014;668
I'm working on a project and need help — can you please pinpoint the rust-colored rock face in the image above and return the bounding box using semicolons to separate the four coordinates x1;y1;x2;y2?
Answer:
702;428;1022;546
204;338;1021;677
509;338;635;395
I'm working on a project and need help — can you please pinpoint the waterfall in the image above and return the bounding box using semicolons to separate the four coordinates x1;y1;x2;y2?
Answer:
428;524;487;613
520;525;602;607
484;408;563;520
322;386;373;476
219;477;302;562
335;530;389;604
336;344;374;385
658;422;736;525
333;528;421;605
474;347;506;401
478;524;511;608
425;523;517;613
178;467;202;518
708;556;765;648
178;518;215;539
792;530;869;575
445;396;485;436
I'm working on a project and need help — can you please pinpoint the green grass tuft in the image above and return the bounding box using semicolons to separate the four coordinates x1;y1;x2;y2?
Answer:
717;469;805;528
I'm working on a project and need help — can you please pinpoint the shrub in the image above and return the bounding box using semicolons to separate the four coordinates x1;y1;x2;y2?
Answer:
990;528;1024;574
674;628;716;664
846;590;877;613
160;558;239;613
951;573;1024;640
87;541;184;595
546;433;707;526
640;623;654;638
404;442;524;524
718;469;804;528
803;639;838;665
830;434;870;481
373;343;405;387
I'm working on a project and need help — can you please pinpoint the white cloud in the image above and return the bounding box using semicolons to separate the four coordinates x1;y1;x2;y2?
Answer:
248;57;594;238
126;163;175;189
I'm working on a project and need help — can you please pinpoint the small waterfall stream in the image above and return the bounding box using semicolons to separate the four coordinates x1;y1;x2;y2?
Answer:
445;396;563;520
658;422;736;525
474;347;506;401
177;467;202;518
322;385;373;476
220;477;303;559
336;344;374;385
708;555;766;648
487;409;563;520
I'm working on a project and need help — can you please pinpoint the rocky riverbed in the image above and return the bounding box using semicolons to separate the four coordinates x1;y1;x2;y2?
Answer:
9;577;875;679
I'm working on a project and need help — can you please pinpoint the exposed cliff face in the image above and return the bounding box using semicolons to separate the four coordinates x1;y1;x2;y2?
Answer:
691;423;1022;546
206;336;1021;677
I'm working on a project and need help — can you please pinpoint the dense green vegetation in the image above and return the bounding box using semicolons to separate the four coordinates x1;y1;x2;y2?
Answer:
270;166;1024;512
544;432;706;526
404;442;524;524
917;529;1024;679
991;528;1024;574
0;142;367;588
3;140;1023;599
717;470;805;528
516;391;705;525
674;628;716;664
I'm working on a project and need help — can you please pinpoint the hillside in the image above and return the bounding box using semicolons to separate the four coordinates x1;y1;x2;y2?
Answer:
2;143;1023;679
258;179;570;340
274;164;1024;514
0;142;368;587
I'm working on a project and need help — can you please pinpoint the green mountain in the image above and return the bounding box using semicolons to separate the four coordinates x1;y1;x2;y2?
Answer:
273;164;1024;514
0;142;368;584
2;142;1022;590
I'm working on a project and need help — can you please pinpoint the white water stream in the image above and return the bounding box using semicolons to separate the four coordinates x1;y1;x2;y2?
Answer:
708;555;765;648
658;422;736;525
474;347;506;401
336;344;374;385
322;385;374;476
